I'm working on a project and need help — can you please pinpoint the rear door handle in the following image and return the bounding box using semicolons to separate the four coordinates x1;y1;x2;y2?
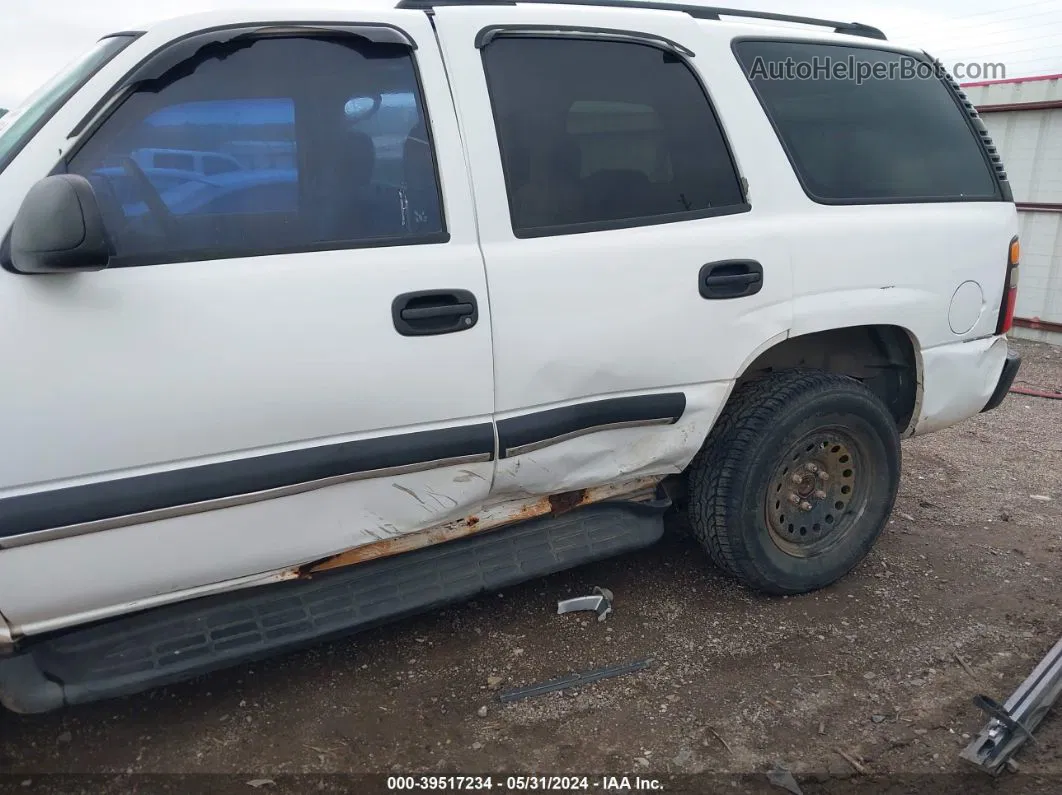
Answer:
699;259;763;299
392;290;479;336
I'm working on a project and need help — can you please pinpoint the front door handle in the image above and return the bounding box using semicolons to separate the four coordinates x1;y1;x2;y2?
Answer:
699;259;763;299
392;290;479;336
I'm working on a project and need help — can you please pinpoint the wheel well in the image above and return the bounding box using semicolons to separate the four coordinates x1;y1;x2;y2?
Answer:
737;325;919;430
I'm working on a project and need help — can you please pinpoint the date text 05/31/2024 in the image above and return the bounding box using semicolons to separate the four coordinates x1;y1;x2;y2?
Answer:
386;776;666;792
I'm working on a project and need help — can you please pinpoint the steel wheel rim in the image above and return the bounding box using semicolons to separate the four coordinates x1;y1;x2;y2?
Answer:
765;426;873;558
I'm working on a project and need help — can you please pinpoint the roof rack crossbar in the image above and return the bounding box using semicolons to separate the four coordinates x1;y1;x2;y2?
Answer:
395;0;887;40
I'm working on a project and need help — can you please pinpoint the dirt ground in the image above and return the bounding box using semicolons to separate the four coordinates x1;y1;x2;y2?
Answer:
1;339;1060;795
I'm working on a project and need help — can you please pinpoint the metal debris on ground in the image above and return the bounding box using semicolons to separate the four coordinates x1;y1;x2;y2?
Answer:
557;586;614;622
767;763;804;795
498;659;650;703
961;634;1062;775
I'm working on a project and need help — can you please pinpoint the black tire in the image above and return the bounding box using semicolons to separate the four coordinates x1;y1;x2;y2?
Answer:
687;369;901;595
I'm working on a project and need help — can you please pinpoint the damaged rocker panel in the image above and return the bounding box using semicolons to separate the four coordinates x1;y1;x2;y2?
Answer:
3;476;663;639
297;475;663;576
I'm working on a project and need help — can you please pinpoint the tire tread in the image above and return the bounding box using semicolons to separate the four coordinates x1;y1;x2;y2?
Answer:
687;369;897;594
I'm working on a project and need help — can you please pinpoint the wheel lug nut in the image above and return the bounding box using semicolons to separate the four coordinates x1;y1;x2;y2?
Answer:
817;471;829;482
791;473;805;485
799;500;813;512
787;493;801;506
814;490;827;500
805;463;819;474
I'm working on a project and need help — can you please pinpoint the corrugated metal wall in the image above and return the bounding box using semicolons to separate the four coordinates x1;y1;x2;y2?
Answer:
964;76;1062;344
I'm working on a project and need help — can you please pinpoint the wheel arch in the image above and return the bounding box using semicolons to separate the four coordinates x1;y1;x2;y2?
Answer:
734;324;923;434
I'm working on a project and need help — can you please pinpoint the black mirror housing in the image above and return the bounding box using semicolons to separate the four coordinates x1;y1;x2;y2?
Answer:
10;174;111;274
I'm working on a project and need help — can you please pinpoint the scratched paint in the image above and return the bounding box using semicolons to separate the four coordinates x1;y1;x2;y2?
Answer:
490;383;730;504
1;387;722;634
0;460;496;633
452;469;487;483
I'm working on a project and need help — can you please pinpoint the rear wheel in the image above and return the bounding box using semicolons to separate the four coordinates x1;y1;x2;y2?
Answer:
687;369;901;595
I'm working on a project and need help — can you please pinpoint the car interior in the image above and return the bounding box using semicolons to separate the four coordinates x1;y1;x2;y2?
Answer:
487;38;745;233
67;35;443;263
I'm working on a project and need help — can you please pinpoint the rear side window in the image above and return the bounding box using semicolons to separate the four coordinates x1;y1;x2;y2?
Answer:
733;41;1000;204
482;37;747;237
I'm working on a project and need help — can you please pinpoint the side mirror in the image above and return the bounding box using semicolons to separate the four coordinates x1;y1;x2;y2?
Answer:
10;174;110;274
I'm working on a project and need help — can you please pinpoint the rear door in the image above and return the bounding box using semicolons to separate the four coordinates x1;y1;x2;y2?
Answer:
0;12;496;632
432;5;793;498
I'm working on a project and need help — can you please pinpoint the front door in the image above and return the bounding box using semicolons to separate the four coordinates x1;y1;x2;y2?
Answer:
0;14;496;633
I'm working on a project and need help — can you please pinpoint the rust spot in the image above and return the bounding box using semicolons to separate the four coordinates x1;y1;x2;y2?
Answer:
511;496;552;523
295;476;662;579
548;488;587;516
293;558;327;579
303;520;479;576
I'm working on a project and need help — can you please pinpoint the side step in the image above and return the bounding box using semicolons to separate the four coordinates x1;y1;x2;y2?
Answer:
0;498;668;713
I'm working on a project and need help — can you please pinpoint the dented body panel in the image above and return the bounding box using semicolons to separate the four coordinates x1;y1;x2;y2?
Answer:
0;1;1019;655
0;458;494;634
490;384;732;502
303;475;662;575
1;474;660;637
914;336;1010;435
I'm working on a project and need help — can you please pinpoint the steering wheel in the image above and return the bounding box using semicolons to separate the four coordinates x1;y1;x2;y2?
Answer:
119;156;180;241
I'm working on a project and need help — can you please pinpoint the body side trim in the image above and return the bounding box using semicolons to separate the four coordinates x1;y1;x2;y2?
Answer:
0;424;495;543
497;393;687;459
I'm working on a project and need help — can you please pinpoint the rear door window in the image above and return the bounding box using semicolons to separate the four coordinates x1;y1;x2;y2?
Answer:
482;36;747;236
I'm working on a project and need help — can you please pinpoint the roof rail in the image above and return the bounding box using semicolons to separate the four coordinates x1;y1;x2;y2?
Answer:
394;0;888;40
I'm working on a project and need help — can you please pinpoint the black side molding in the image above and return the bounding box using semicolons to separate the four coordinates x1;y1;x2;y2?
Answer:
0;423;495;540
981;349;1022;413
497;393;686;458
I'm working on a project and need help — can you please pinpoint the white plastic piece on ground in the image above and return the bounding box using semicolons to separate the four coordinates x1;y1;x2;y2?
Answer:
557;586;614;622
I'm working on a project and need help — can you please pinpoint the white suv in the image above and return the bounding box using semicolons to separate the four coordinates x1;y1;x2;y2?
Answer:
0;0;1022;713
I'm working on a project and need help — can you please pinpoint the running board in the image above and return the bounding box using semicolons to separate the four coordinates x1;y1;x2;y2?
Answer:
0;498;668;714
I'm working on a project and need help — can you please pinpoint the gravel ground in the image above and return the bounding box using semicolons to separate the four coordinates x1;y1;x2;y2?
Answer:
1;338;1060;795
